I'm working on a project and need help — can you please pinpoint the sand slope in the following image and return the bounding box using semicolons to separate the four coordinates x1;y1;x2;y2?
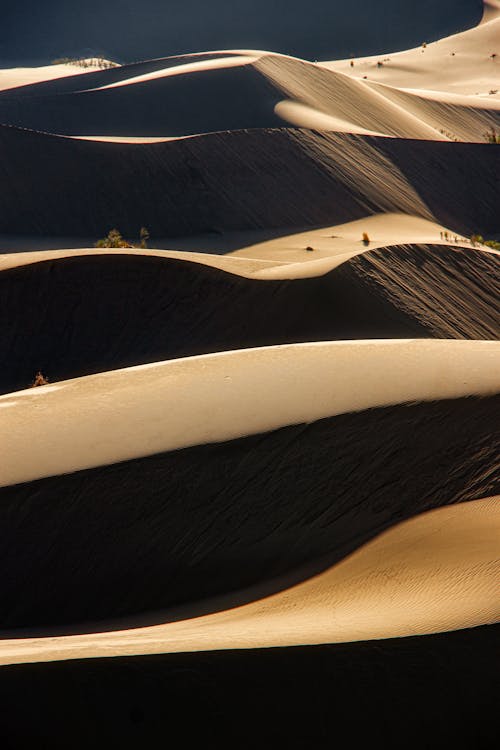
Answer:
1;497;497;665
1;124;499;237
1;245;498;395
0;50;498;141
323;2;500;98
0;341;498;627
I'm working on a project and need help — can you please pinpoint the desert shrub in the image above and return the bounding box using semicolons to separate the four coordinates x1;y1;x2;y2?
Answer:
305;246;315;252
31;371;48;387
484;127;500;144
484;239;500;250
95;228;150;249
139;227;150;249
95;229;132;248
362;233;370;246
51;57;118;69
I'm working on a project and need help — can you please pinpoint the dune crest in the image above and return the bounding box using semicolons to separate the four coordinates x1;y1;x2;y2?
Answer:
1;339;499;486
0;497;497;666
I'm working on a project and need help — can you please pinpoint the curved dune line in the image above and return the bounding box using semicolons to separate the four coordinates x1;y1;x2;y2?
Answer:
89;55;260;91
1;340;499;487
0;497;497;666
0;212;486;278
322;6;500;99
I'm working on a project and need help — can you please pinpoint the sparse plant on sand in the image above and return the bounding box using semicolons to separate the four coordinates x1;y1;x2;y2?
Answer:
439;128;459;142
470;234;500;250
484;127;500;143
51;57;118;69
139;227;150;249
305;246;315;252
31;371;48;387
95;227;151;248
95;228;133;248
362;233;370;246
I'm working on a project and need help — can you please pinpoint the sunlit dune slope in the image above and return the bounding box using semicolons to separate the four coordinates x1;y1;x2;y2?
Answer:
0;369;498;628
0;244;498;395
1;497;497;665
0;48;498;140
323;1;500;98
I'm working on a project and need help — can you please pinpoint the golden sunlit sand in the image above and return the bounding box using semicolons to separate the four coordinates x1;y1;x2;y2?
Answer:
0;2;498;745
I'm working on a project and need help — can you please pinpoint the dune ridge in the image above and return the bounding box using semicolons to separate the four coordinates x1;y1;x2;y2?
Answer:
1;35;498;141
0;625;496;748
0;245;498;396
0;497;497;665
0;393;498;629
0;124;499;238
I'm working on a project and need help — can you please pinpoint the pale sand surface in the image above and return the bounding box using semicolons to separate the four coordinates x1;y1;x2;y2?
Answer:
321;2;500;98
0;246;282;278
1;340;498;487
0;60;117;93
91;54;260;91
0;213;488;280
0;497;497;666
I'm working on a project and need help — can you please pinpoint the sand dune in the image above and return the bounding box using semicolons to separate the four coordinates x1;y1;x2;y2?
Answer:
0;47;498;141
1;3;498;746
1;125;499;238
2;339;499;485
0;497;497;665
0;60;118;94
0;387;498;628
1;245;498;395
0;213;478;264
322;2;500;98
0;625;495;748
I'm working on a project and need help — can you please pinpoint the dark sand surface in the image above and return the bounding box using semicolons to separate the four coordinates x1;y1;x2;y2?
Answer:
0;625;496;749
1;126;499;237
1;245;498;395
1;396;497;629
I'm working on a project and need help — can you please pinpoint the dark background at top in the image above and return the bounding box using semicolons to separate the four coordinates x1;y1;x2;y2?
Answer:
2;1;484;66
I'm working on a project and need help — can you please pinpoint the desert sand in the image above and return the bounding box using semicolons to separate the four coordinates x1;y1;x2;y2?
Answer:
1;339;499;486
0;496;497;666
1;2;498;745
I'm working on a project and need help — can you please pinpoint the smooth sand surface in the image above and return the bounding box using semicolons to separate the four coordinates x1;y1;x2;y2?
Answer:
0;38;498;142
0;214;482;276
1;339;498;487
0;60;117;93
322;2;500;99
0;497;497;666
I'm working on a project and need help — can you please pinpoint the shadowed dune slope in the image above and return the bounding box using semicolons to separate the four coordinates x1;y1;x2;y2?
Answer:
0;53;232;96
0;62;283;137
1;245;498;395
1;125;499;237
0;626;495;749
0;52;498;139
0;396;498;629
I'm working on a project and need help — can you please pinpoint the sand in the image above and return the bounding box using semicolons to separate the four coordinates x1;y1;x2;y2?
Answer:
1;339;498;486
0;4;498;745
1;243;498;396
322;2;500;98
0;60;118;93
1;394;497;629
0;497;497;666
